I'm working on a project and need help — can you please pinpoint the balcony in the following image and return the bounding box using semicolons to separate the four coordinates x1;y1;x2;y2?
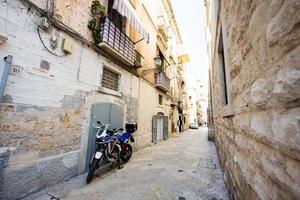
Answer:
170;97;178;106
156;72;170;92
99;16;135;66
157;16;168;42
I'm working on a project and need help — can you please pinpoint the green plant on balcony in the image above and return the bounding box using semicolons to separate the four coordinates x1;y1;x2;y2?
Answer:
88;0;106;44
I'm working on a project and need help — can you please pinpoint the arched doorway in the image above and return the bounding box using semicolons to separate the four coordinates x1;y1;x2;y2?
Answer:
85;102;124;170
152;112;168;144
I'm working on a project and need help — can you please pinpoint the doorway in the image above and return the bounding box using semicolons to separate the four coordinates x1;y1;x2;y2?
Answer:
157;117;164;141
85;103;124;170
152;112;168;144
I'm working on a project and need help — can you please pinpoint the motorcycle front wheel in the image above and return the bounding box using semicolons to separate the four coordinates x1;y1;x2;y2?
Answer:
86;158;100;184
120;144;132;163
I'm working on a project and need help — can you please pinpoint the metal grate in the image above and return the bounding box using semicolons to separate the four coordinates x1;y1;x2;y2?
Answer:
156;72;170;92
102;68;119;91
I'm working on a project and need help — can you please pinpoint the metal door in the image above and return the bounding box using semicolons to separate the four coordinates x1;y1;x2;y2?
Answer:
86;103;124;170
157;117;163;141
152;115;168;144
152;116;158;144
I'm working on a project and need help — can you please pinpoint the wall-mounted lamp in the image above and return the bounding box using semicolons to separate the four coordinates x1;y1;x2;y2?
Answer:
154;56;162;67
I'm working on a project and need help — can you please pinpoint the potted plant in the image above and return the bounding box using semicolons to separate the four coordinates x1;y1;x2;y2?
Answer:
87;0;107;44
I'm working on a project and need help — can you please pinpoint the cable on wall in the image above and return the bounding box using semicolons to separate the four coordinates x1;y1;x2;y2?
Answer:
37;26;65;57
20;0;140;77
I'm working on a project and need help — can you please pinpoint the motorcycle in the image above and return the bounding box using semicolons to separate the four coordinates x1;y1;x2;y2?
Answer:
114;123;137;163
86;121;122;184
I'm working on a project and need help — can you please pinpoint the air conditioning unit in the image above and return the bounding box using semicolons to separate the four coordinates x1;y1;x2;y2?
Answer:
134;50;143;68
39;17;50;30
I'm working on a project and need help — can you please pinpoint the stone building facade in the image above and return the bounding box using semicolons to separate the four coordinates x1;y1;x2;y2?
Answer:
205;0;300;199
0;0;188;199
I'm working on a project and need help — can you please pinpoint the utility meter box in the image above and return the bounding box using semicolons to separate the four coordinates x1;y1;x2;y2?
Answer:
62;38;73;54
39;17;50;30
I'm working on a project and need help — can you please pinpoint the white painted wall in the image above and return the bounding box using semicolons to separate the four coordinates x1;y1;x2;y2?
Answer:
135;79;167;148
0;0;138;108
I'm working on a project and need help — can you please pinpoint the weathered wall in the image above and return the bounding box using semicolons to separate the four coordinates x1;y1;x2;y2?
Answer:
209;0;300;199
136;79;166;149
0;0;139;199
0;0;185;198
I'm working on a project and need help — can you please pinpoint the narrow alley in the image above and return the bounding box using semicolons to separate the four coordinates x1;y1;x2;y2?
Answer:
1;0;299;199
26;128;229;200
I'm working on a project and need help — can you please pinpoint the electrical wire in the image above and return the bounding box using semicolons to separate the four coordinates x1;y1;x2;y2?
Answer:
37;26;65;57
20;0;140;77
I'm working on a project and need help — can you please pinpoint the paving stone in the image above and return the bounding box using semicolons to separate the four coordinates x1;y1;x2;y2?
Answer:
0;165;38;200
27;128;229;200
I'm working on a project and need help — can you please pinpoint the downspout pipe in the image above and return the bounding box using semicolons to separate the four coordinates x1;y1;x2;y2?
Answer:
0;55;13;105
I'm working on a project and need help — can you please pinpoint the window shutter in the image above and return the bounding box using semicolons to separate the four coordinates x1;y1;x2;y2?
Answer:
163;116;168;140
152;116;158;144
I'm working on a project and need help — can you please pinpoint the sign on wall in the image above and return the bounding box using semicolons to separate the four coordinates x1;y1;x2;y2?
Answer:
27;59;55;79
9;65;23;75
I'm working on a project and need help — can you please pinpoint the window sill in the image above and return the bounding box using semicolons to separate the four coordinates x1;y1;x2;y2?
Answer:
97;87;122;98
222;104;234;118
157;105;164;109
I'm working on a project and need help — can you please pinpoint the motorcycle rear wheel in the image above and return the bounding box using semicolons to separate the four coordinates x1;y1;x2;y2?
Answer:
120;144;132;163
86;159;99;184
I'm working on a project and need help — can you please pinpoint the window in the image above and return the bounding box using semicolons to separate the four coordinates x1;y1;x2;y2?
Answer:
218;29;228;105
171;87;174;96
102;68;119;91
158;94;163;105
108;0;125;30
157;48;168;72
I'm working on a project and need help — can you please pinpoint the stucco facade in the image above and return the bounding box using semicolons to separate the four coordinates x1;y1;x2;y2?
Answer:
0;0;187;199
205;0;300;199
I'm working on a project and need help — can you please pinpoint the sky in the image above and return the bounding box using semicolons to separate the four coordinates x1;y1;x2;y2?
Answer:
172;0;209;88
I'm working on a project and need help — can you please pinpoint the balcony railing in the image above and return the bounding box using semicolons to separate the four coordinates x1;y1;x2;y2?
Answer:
157;16;168;42
99;16;135;66
156;72;170;92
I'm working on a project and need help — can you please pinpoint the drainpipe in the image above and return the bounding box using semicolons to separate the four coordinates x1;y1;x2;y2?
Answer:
0;55;12;105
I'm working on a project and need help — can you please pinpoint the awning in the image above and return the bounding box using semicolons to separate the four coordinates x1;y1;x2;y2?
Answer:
113;0;150;43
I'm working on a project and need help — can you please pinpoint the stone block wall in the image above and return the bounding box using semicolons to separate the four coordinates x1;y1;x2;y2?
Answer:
209;0;300;199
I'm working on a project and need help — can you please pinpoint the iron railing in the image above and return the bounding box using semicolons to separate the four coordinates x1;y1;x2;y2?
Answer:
156;72;170;92
99;16;135;65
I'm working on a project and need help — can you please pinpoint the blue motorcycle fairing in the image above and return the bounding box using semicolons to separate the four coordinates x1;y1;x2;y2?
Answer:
118;131;131;143
104;135;113;142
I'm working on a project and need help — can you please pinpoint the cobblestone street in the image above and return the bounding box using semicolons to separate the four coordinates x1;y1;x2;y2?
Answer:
27;128;229;200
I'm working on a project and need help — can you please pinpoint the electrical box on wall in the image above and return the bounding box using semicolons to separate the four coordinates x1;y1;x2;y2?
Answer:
62;38;73;54
39;17;50;30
